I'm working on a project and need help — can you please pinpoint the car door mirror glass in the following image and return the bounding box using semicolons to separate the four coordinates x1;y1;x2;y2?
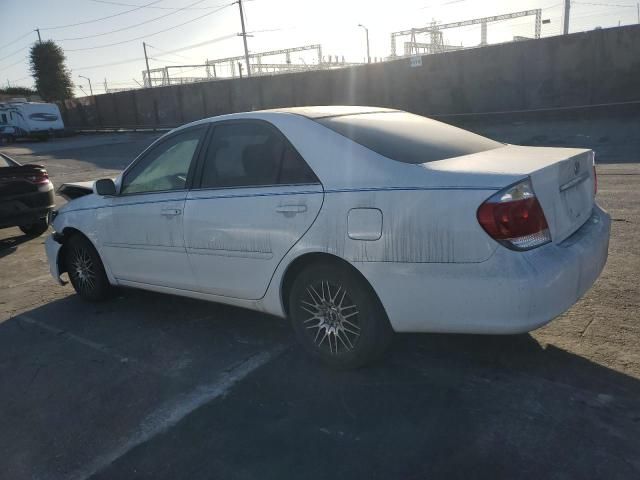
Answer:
95;178;117;196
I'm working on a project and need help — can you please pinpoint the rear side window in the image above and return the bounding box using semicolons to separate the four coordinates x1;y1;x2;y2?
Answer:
316;111;502;164
200;121;317;189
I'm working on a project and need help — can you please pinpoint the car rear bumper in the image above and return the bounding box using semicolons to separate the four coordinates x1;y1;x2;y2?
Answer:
0;187;55;229
357;204;611;334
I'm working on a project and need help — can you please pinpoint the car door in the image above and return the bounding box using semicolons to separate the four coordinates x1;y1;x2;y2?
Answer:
183;120;323;299
99;125;207;290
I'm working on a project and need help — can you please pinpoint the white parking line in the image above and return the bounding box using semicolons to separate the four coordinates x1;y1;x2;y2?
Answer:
68;346;285;480
18;314;130;364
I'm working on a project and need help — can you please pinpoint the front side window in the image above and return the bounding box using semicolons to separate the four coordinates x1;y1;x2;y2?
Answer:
200;122;317;189
121;127;204;195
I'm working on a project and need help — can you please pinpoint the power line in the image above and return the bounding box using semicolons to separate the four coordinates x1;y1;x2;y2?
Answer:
39;0;165;31
420;0;469;10
70;33;234;70
72;56;146;70
0;45;31;63
145;34;237;57
54;0;217;41
89;0;224;10
147;43;193;60
65;3;234;51
573;1;636;6
1;57;30;70
0;30;35;50
148;56;192;63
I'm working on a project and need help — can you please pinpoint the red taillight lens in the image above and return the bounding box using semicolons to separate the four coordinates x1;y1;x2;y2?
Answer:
593;165;598;195
26;172;49;185
477;178;551;251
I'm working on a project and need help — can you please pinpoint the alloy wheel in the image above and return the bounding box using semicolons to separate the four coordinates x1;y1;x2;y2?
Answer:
300;281;361;355
71;247;96;294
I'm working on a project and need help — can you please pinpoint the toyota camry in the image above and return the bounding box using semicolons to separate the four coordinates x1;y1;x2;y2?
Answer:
45;106;611;368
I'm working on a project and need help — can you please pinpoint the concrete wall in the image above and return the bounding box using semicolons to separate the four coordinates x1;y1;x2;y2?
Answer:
60;24;640;128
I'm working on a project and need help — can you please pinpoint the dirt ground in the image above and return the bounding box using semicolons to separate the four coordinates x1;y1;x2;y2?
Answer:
0;133;638;480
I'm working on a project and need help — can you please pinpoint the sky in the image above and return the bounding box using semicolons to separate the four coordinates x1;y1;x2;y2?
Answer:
1;0;639;97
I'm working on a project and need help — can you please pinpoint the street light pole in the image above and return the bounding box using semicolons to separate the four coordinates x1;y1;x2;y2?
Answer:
358;24;370;63
78;75;93;96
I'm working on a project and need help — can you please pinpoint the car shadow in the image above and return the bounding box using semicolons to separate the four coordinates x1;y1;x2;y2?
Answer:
0;231;39;259
1;292;639;479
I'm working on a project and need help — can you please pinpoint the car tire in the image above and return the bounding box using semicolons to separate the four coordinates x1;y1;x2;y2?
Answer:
65;234;112;302
289;262;393;369
19;218;49;236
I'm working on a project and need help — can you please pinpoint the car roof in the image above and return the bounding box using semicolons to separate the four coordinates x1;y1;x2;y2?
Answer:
171;106;401;136
255;105;399;119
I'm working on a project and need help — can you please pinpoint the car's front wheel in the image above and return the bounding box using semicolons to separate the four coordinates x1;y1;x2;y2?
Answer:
65;234;112;301
289;262;393;369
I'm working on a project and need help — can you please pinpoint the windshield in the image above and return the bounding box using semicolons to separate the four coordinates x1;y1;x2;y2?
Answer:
316;111;503;164
0;154;17;167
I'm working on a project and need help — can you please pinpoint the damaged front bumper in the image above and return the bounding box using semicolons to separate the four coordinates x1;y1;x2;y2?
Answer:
45;233;66;285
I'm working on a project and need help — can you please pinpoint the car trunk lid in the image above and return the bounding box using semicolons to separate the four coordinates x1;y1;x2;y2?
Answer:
422;145;596;243
529;149;595;243
0;164;49;195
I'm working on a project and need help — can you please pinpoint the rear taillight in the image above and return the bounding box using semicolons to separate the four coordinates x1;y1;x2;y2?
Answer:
477;178;551;251
593;165;598;195
26;171;49;185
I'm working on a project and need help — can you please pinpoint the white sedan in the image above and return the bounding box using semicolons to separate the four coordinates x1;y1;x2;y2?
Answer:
45;106;611;369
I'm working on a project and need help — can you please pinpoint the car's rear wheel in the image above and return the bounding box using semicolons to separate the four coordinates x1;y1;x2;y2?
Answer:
289;263;393;369
65;234;112;301
19;218;49;236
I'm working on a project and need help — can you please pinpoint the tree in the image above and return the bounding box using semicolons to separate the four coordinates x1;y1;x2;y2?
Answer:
29;40;73;101
0;86;37;96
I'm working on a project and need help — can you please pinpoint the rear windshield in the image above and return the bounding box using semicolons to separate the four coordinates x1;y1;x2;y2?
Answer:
316;111;502;164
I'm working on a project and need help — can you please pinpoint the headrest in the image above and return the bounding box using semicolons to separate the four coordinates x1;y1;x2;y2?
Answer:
242;143;272;180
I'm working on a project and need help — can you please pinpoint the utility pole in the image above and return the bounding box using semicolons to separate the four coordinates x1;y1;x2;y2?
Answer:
237;0;251;76
35;28;41;43
358;24;370;63
637;3;639;23
104;77;108;93
78;75;93;96
563;0;571;35
143;42;152;87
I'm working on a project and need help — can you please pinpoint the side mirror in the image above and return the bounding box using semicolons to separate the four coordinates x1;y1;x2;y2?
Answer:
95;178;117;196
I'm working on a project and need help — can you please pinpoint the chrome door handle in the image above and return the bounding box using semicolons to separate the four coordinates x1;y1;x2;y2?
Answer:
276;205;307;214
161;208;182;216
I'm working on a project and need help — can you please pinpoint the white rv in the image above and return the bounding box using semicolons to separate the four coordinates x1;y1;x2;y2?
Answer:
0;100;65;139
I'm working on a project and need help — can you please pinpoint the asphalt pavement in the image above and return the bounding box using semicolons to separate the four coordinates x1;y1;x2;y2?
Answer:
0;132;638;480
